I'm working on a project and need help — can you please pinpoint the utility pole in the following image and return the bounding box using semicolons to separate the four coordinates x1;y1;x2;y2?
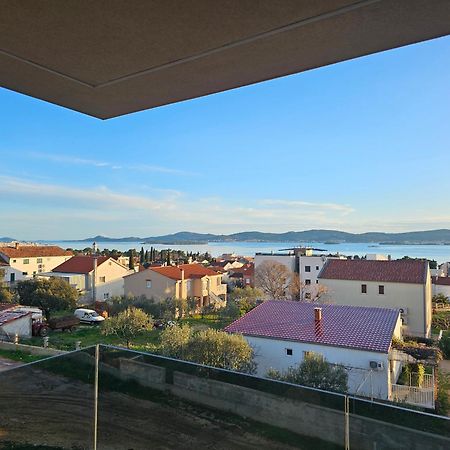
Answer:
92;242;98;304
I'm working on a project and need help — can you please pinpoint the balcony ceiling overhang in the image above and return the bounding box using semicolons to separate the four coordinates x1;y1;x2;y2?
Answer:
1;0;450;119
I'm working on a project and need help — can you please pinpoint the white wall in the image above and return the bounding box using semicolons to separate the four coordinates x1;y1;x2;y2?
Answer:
254;254;296;273
0;315;32;338
433;283;450;298
246;335;394;400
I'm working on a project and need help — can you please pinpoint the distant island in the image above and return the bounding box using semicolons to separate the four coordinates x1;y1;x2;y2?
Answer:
65;229;450;245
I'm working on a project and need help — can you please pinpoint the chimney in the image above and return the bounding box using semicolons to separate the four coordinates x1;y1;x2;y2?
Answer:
181;269;185;281
14;242;19;249
314;307;322;322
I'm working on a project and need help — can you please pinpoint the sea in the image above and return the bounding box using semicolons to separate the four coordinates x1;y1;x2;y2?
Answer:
43;240;450;263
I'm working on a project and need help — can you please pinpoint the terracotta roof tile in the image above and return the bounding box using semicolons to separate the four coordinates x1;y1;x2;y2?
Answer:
225;301;399;353
52;256;110;274
0;245;72;258
150;263;219;280
318;259;428;284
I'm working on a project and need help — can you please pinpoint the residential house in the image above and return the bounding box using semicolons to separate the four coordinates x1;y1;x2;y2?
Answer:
225;300;402;401
0;243;73;284
432;276;450;299
124;263;227;307
318;259;432;338
47;255;131;303
228;263;255;288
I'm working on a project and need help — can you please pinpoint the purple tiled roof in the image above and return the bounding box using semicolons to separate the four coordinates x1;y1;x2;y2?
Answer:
224;301;399;353
318;259;428;284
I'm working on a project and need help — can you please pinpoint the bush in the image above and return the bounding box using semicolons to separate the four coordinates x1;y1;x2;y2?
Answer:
439;331;450;359
267;353;348;393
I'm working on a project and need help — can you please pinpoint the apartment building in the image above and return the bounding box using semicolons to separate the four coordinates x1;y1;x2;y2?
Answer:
318;259;432;338
0;243;72;284
124;263;227;308
254;247;344;299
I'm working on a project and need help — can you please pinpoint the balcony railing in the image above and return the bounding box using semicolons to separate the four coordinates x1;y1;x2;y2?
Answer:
0;345;448;449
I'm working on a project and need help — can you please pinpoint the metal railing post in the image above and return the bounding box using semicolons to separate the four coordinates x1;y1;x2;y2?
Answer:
94;344;99;450
345;395;350;450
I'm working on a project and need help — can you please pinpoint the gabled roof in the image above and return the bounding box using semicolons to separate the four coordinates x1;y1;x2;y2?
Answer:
148;263;219;281
318;259;428;284
432;276;450;286
52;256;110;274
0;245;72;259
225;301;400;353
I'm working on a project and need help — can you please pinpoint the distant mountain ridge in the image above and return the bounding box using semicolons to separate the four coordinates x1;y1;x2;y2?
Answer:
73;229;450;245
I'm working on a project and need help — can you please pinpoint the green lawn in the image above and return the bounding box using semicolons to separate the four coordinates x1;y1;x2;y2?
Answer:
0;349;48;363
18;313;232;352
22;324;161;352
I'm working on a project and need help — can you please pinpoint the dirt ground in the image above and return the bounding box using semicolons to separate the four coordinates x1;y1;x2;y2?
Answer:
0;356;23;372
0;366;300;450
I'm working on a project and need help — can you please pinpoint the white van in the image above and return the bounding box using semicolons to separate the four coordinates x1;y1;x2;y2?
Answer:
74;308;105;325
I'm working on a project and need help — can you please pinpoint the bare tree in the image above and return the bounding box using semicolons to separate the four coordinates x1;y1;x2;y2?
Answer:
255;261;290;299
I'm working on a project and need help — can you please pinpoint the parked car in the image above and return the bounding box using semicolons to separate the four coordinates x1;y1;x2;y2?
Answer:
74;308;106;325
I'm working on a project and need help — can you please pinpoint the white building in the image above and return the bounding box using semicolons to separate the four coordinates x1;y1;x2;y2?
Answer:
0;243;73;284
0;307;32;339
46;255;132;303
432;276;450;299
254;247;344;299
318;259;432;338
225;300;402;401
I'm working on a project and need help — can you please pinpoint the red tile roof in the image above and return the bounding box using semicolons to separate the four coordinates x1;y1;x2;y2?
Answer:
52;256;110;274
0;245;72;259
318;259;428;284
150;263;219;280
432;276;450;286
225;301;399;353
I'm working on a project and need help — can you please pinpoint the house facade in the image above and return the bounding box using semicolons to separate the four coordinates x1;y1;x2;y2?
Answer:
0;243;72;284
124;263;227;307
47;255;131;302
225;301;402;401
318;259;432;338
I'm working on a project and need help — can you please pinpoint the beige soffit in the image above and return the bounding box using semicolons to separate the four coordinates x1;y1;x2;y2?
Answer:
1;0;450;119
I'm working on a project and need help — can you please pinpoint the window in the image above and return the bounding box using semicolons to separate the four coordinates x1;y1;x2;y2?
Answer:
305;293;311;299
305;266;311;272
361;284;367;294
23;259;29;264
316;266;319;270
286;348;293;356
379;285;385;295
316;280;319;284
146;280;152;289
12;259;16;263
99;276;106;283
22;272;28;276
103;293;110;299
186;280;191;291
305;279;311;285
37;258;42;263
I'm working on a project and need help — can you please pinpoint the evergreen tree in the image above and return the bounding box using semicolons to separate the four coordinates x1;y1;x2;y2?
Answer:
128;249;135;269
144;250;149;262
139;247;145;264
166;250;171;265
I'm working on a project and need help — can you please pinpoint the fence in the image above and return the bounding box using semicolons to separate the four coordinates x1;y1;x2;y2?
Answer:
0;345;449;450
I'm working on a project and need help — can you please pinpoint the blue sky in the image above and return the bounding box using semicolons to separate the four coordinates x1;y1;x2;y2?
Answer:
1;35;450;240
